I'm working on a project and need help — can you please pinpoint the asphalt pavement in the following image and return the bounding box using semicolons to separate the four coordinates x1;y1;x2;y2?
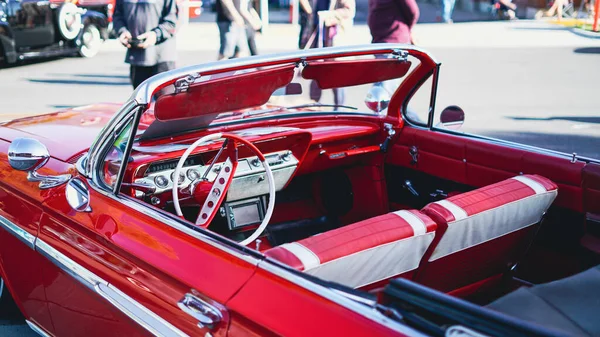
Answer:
1;4;600;336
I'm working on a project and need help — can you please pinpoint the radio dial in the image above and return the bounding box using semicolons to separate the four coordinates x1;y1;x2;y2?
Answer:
251;158;261;167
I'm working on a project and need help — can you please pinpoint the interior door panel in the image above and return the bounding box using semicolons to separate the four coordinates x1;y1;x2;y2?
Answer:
389;127;586;212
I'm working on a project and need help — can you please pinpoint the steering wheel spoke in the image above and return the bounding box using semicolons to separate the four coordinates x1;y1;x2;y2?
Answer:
195;157;236;227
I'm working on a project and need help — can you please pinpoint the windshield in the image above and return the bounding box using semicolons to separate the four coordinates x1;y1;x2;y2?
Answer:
138;52;422;141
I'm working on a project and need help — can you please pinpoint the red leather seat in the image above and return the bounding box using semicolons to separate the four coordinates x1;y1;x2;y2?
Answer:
414;174;558;293
265;210;437;289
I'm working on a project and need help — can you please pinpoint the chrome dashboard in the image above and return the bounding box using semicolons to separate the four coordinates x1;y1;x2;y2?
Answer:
134;150;299;202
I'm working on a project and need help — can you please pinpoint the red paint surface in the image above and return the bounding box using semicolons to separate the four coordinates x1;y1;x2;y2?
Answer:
226;267;403;337
0;104;121;161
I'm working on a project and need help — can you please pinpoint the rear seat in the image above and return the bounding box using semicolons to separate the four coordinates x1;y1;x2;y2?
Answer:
488;264;600;336
414;174;558;293
265;210;437;289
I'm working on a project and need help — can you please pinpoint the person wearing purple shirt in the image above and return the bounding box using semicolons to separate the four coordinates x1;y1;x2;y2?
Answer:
368;0;419;44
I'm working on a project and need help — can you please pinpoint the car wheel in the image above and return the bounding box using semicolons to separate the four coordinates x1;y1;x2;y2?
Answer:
78;24;102;58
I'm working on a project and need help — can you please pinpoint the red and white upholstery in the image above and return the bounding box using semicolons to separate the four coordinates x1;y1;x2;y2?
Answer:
415;174;558;293
265;210;437;289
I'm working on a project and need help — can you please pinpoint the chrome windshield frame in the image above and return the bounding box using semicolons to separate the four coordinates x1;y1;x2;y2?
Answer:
81;44;438;180
132;44;438;105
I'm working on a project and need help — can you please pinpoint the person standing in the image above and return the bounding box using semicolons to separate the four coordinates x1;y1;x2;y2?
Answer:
244;0;263;55
305;0;356;107
368;0;419;104
299;0;315;49
216;0;260;59
113;0;178;89
441;0;456;23
368;0;419;45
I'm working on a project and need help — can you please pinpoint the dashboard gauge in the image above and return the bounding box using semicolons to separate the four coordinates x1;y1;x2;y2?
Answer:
171;171;185;184
154;175;169;188
187;169;200;181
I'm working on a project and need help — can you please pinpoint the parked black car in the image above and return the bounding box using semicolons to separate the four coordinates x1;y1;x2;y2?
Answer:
0;0;108;65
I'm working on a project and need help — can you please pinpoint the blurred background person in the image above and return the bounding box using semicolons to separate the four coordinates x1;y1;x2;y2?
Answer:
113;0;178;89
216;0;256;59
244;0;263;55
305;0;356;107
368;0;418;107
368;0;419;45
440;0;456;23
299;0;315;49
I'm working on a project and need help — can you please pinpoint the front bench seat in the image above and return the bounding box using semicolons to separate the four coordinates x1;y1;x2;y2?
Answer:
414;174;558;293
265;210;437;289
488;264;600;336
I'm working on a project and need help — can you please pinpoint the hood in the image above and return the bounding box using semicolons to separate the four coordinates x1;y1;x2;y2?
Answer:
0;103;122;162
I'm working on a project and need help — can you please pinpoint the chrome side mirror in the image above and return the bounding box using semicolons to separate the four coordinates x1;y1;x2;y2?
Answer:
66;178;91;212
365;83;391;114
439;105;465;130
8;138;71;189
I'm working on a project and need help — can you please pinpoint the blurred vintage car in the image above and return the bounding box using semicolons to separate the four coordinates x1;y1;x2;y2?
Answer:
0;45;598;337
0;0;109;64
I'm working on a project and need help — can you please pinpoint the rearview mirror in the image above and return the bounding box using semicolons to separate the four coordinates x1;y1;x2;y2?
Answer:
8;138;50;172
8;138;71;189
365;84;391;114
439;105;465;130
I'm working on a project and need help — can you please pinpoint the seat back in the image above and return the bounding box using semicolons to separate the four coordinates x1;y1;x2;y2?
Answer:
414;174;558;293
265;210;437;289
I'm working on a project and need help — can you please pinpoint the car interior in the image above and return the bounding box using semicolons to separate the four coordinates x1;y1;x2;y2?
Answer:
99;53;600;336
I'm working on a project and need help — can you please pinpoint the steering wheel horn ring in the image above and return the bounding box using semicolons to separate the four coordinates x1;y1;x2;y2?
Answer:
172;132;276;246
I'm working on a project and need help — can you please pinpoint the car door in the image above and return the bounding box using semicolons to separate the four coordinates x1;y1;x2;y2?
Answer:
35;115;256;337
5;0;54;49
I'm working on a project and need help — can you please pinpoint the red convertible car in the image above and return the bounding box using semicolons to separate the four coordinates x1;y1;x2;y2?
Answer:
0;45;599;337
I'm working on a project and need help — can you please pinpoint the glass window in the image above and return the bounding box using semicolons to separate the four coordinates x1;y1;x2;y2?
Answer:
404;74;434;127
101;119;134;189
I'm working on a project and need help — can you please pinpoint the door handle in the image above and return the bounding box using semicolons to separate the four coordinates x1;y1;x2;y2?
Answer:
178;293;222;329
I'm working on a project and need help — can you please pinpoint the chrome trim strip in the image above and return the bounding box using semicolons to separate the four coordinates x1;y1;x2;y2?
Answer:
0;214;36;249
35;239;189;337
257;261;429;337
25;320;51;337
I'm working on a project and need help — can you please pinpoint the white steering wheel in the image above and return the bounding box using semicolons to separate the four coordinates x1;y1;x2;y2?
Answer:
172;133;275;246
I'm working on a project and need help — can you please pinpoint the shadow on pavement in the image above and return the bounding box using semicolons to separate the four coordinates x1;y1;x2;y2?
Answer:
479;130;600;158
507;116;600;124
0;56;71;69
49;73;129;79
511;26;568;31
573;47;600;54
27;78;130;86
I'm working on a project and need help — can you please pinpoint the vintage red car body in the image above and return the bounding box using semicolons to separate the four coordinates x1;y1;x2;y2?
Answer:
0;45;598;337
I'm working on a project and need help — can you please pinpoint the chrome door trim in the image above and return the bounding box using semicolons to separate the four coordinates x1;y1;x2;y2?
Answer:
0;213;36;249
25;320;51;337
257;260;430;337
35;239;189;337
